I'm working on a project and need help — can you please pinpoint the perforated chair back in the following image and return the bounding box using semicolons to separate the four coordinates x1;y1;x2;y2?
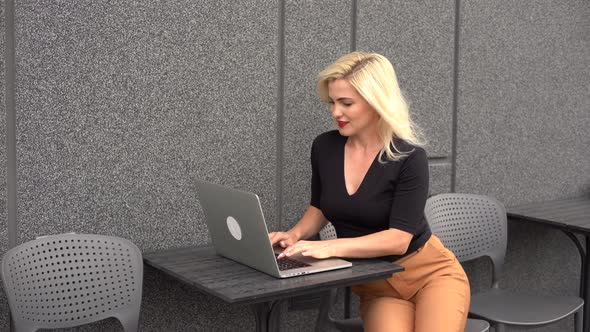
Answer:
425;193;507;287
1;233;143;332
319;222;338;241
317;220;492;332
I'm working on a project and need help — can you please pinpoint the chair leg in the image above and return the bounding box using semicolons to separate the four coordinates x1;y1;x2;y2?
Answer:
344;286;351;319
493;323;506;332
315;289;338;332
118;313;140;332
575;309;583;332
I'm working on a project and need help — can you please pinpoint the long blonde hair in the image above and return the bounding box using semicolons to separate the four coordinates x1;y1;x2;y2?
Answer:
317;51;425;161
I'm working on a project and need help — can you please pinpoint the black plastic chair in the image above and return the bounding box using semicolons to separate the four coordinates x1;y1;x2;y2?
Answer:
1;233;144;332
425;193;583;332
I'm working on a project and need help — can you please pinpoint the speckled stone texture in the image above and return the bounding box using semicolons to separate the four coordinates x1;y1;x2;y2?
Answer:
16;0;278;248
282;0;351;232
429;162;452;195
455;1;589;331
357;0;456;158
0;0;10;330
455;0;590;203
14;0;278;331
3;0;588;331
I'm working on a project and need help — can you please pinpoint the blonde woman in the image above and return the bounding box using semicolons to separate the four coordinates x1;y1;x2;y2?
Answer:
270;51;470;332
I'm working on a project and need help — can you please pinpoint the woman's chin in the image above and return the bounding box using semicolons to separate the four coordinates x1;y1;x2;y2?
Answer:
337;127;352;136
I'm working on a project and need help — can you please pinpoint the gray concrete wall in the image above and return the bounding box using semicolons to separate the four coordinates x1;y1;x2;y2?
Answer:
0;0;9;330
13;0;277;330
1;0;588;331
456;1;590;331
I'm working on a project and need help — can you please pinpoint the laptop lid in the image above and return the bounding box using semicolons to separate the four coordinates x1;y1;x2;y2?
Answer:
194;180;352;278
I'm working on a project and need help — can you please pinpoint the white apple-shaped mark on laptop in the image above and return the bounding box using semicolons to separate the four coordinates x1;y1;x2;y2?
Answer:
226;216;242;240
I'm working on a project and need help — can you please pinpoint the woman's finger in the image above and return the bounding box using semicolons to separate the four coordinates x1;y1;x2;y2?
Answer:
285;241;307;257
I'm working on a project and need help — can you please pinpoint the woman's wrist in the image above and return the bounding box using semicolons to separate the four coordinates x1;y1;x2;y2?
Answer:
287;229;301;242
330;238;345;257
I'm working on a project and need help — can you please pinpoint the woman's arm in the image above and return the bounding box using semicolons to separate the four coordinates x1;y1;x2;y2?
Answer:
269;205;329;247
281;228;413;259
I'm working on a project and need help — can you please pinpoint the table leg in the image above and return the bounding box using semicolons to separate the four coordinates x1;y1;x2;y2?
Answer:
561;231;588;332
252;300;283;332
314;289;337;332
584;236;590;332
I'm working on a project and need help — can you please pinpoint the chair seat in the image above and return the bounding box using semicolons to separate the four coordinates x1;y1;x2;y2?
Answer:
470;289;584;325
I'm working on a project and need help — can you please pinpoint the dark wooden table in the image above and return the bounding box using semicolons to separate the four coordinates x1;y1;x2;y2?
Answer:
508;196;590;331
143;245;403;332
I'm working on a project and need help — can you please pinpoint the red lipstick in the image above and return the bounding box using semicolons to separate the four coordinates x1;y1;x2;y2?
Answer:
337;121;348;128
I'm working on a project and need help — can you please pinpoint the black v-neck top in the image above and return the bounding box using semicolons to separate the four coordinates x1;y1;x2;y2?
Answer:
310;130;431;261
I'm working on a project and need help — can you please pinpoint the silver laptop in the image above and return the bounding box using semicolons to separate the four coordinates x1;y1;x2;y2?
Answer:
194;180;352;278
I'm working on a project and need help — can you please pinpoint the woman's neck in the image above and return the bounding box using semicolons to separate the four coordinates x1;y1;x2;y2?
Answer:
346;132;382;152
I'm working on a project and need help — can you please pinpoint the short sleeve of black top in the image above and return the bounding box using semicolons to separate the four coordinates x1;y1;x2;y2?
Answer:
310;130;431;262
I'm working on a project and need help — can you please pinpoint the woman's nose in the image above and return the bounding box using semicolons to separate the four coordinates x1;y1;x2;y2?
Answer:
331;105;342;117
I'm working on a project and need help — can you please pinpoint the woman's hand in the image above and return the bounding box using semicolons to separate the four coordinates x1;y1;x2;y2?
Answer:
279;240;337;259
268;206;329;257
269;231;299;249
279;228;413;259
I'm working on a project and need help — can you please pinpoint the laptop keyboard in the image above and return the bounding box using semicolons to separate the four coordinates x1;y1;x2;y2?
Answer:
275;254;311;271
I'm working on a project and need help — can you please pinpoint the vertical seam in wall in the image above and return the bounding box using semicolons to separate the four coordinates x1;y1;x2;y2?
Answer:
5;0;17;248
428;156;451;164
450;0;461;193
276;0;285;230
351;0;357;51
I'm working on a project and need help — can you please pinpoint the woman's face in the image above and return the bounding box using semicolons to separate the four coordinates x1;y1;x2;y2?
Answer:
327;78;380;138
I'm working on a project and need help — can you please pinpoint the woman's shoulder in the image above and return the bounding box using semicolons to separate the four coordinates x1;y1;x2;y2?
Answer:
312;130;344;147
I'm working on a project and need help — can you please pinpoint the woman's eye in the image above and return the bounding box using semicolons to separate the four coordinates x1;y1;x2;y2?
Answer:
343;103;352;107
